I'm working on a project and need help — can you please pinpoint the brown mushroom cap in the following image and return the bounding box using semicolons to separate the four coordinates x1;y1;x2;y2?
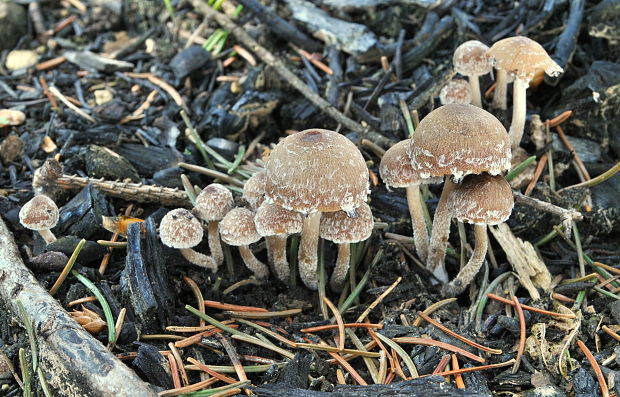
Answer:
319;202;374;244
19;195;59;231
194;183;234;221
380;140;443;188
449;174;514;225
487;36;563;80
264;129;369;214
220;208;261;246
439;79;473;105
159;208;203;249
243;171;266;210
453;40;493;77
254;202;303;236
408;104;511;181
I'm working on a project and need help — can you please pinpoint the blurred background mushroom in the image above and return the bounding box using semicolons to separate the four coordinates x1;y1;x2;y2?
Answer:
159;208;217;271
439;79;472;106
452;40;492;108
487;36;563;148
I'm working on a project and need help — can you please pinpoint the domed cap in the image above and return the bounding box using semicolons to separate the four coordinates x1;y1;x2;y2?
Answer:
439;79;472;105
194;183;234;221
265;129;369;214
380;140;442;188
449;174;514;225
453;40;493;76
19;195;59;230
220;208;261;246
254;202;303;236
243;171;266;210
487;36;563;80
319;202;374;244
0;109;26;127
159;208;203;249
408;104;511;181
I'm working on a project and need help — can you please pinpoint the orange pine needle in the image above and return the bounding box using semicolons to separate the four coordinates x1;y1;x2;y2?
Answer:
511;296;526;374
524;153;548;196
187;357;238;384
203;300;268;312
602;325;620;343
158;377;219;397
487;293;575;318
577;339;610;397
452;354;465;389
301;323;383;333
392;337;485;363
546;110;573;128
323;297;345;351
417;311;502;354
432;359;516;377
432;354;451;374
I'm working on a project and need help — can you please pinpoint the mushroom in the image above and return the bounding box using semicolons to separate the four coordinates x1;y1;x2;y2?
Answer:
453;41;493;108
0;109;26;128
439;79;472;106
441;174;514;297
220;208;269;279
319;202;374;291
193;183;234;267
243;171;267;210
254;202;303;282
159;208;217;271
264;129;369;290
379;140;442;262
19;195;59;244
487;36;563;148
408;104;511;283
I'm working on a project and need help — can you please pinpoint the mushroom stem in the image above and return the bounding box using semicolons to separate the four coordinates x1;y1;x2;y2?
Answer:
509;78;528;149
492;69;508;110
406;185;429;262
239;245;269;280
38;229;56;244
441;224;488;297
180;248;218;272
330;243;350;291
426;178;456;283
270;235;290;282
207;221;223;266
298;211;321;290
468;76;482;108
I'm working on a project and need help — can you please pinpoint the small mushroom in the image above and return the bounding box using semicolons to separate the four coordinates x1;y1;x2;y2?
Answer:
220;208;269;279
159;208;217;271
453;41;493;108
319;202;374;291
408;104;511;283
487;36;562;148
439;79;472;106
254;202;303;282
242;171;266;210
19;195;59;244
441;174;514;297
379;140;442;262
193;183;234;267
264;129;369;289
0;109;26;127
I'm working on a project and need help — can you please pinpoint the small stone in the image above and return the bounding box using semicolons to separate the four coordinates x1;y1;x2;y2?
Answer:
94;89;114;105
5;50;40;71
0;135;24;163
0;109;26;126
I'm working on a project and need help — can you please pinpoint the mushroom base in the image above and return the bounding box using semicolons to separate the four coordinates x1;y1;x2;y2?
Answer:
298;211;321;290
239;245;269;280
330;243;350;291
441;224;488;297
180;248;218;272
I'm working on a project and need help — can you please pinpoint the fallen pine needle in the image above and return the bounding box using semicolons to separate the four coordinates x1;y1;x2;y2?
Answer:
204;300;268;312
356;277;402;323
223;308;302;318
323;297;345;351
577;339;609;397
412;298;457;327
511;296;526;374
487;293;575;318
392;337;485;363
432;359;516;377
301;323;383;333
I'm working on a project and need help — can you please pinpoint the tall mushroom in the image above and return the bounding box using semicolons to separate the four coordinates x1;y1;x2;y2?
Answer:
319;202;374;291
441;174;514;297
487;36;562;148
254;202;303;282
408;104;511;283
19;195;59;244
159;208;217;271
264;129;369;290
193;183;234;267
380;140;442;262
453;41;493;108
219;208;269;279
